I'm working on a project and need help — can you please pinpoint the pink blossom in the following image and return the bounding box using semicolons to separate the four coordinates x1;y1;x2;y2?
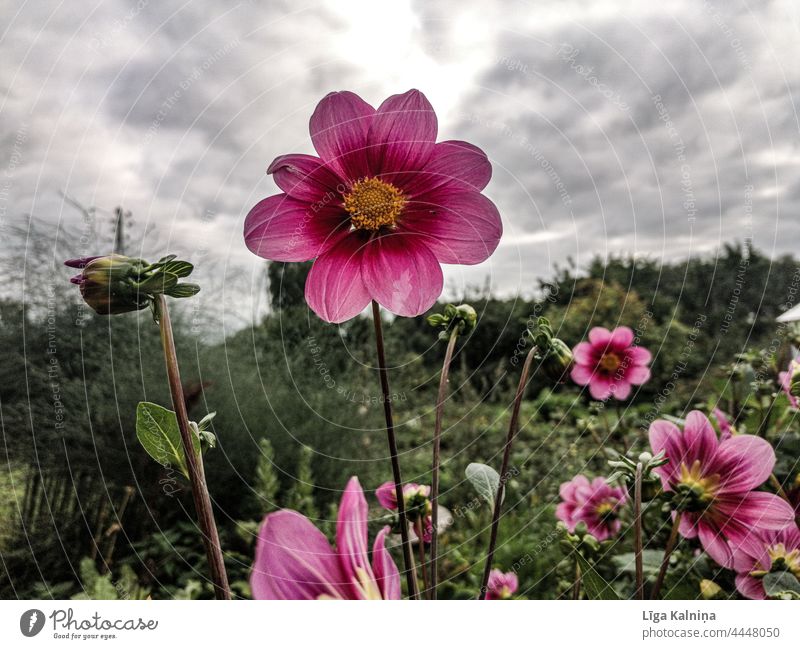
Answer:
244;89;502;323
779;358;800;409
556;475;627;541
486;569;518;600
570;326;651;400
649;411;795;569
731;525;800;599
251;476;400;599
376;481;434;542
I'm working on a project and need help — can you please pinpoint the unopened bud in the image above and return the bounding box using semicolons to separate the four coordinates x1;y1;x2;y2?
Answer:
427;303;477;340
699;579;723;599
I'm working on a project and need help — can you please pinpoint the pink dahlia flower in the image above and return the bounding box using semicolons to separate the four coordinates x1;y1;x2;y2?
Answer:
649;411;795;569
486;569;518;600
779;358;800;409
570;326;651;400
251;476;400;599
556;475;627;541
731;525;800;599
244;89;502;323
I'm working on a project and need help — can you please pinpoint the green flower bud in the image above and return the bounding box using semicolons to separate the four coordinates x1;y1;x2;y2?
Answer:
427;303;477;340
66;253;200;317
699;579;723;600
529;317;573;383
789;361;800;399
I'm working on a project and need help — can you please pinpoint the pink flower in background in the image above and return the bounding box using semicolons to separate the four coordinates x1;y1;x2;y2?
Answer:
376;481;434;543
244;89;502;323
731;525;800;599
486;569;518;600
375;481;430;511
712;407;734;441
556;475;627;541
649;411;795;569
779;358;800;409
251;476;400;599
570;326;651;400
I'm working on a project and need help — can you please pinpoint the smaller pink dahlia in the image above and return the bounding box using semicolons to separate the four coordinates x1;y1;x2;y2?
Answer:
649;411;795;568
731;525;800;599
556;475;627;541
486;569;518;600
570;326;651;400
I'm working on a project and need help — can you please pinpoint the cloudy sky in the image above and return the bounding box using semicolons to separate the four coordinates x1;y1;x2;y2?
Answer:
2;0;799;327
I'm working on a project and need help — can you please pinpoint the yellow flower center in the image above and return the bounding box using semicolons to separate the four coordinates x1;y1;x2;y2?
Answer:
766;544;800;578
599;353;621;372
595;501;617;519
675;459;720;511
344;178;406;231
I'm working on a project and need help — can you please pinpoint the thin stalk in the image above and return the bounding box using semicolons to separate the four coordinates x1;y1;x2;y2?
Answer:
769;473;791;504
478;345;537;599
157;295;231;600
428;327;459;599
416;519;430;597
371;301;419;600
651;511;682;600
633;462;644;600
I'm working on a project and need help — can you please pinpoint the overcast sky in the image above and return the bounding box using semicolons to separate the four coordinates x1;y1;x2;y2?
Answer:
2;0;799;328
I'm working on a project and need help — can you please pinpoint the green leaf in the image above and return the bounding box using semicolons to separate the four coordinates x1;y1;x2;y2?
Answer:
576;552;620;600
763;571;800;599
465;463;502;511
163;260;194;278
164;283;201;298
138;270;180;293
136;402;199;479
612;550;664;577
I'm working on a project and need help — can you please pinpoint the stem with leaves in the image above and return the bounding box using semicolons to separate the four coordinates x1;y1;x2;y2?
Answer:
156;295;231;600
371;301;419;600
651;511;682;600
478;345;537;599
633;462;644;599
428;327;459;599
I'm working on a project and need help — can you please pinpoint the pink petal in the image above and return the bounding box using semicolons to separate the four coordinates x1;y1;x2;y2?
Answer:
682;411;718;468
336;476;377;597
251;510;350;600
588;327;612;347
649;420;684;486
268;154;344;203
712;435;776;493
367;89;437;177
372;526;401;600
627;346;652;364
570;363;594;385
244;193;347;262
609;326;634;349
716;492;796;531
555;502;576;529
610;379;632;400
362;234;443;317
735;574;766;600
679;512;699;539
305;234;372;323
572;342;596;365
310;91;375;181
401;189;502;265
625;365;651;384
698;520;734;568
401;140;491;196
588;375;613;400
375;481;398;510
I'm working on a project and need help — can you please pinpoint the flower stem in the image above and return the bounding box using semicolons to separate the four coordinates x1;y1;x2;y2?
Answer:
156;295;231;600
416;519;430;597
428;327;459;599
769;473;791;504
651;511;682;600
633;462;644;600
477;345;537;599
371;301;419;600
